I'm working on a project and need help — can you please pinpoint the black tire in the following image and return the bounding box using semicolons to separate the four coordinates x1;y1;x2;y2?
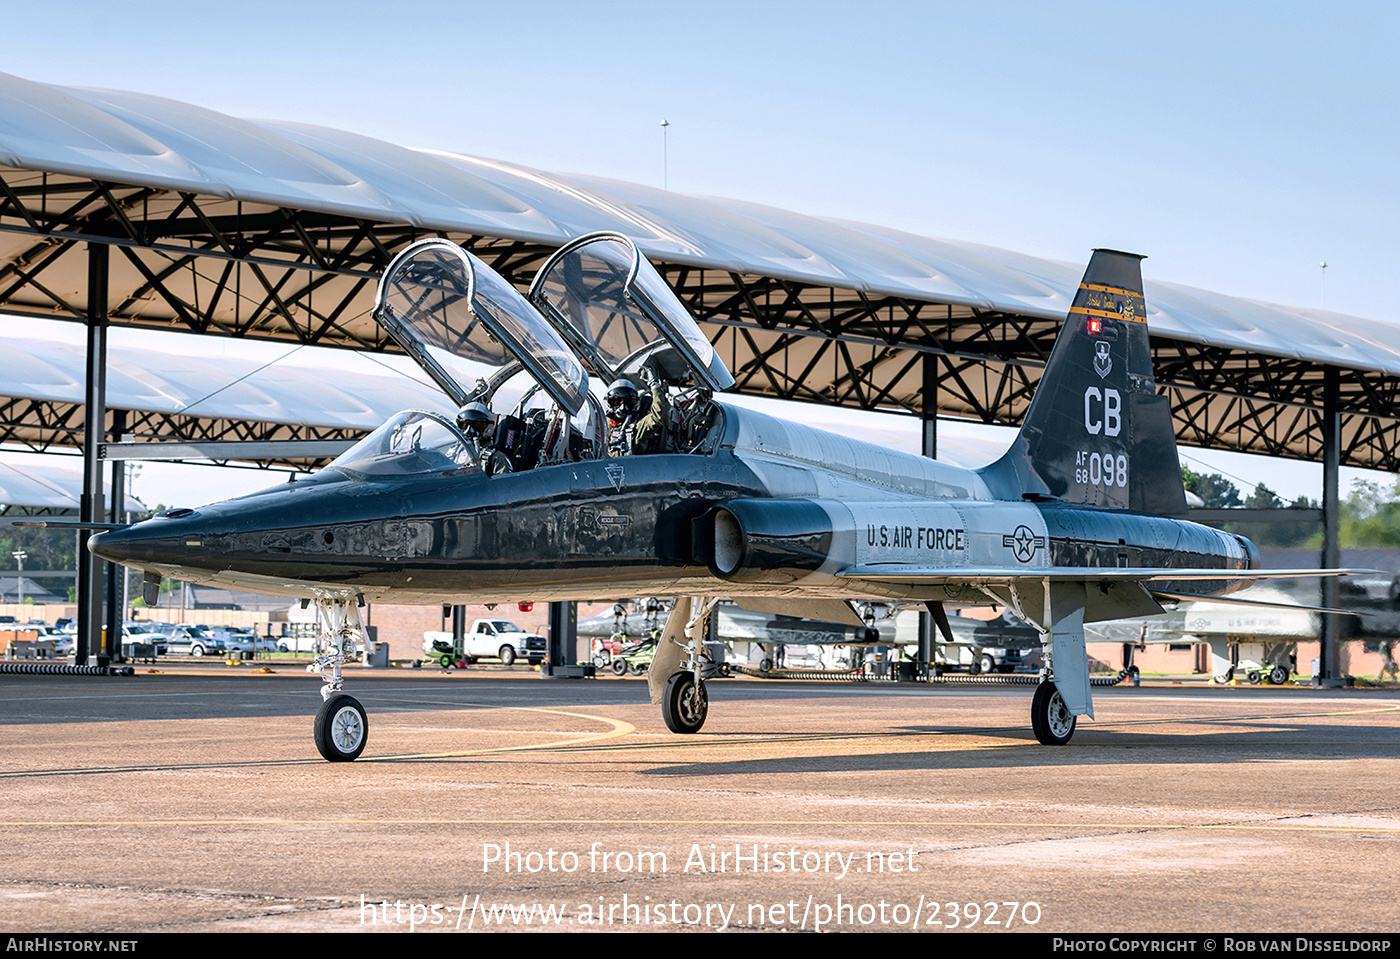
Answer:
1268;664;1289;685
612;658;628;676
662;672;708;734
190;644;205;657
1247;669;1262;685
760;657;773;672
1030;681;1075;746
439;654;453;669
314;694;367;762
979;654;996;675
499;645;516;666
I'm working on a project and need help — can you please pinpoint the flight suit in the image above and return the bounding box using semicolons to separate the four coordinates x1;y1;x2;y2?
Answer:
607;380;670;456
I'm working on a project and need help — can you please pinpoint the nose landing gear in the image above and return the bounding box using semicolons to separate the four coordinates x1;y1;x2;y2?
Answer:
306;596;369;762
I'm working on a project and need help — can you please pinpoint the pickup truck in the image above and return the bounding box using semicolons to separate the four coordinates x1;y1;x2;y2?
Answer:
422;619;547;667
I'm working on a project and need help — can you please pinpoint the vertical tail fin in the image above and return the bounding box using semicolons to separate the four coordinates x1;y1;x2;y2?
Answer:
978;250;1186;515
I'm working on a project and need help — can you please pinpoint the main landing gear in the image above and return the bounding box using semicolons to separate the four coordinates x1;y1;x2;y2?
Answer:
652;596;719;734
306;596;369;762
991;582;1087;746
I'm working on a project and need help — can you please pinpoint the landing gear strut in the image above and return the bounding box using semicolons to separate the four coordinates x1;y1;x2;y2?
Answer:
306;596;369;761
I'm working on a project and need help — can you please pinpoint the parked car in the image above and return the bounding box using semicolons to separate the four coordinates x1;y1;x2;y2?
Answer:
218;628;279;654
164;625;225;657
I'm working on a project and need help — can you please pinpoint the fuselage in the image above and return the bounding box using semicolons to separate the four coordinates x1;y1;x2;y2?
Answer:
88;400;1256;606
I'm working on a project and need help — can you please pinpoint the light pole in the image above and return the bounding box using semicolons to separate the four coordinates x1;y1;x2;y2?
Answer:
11;549;26;606
660;119;670;191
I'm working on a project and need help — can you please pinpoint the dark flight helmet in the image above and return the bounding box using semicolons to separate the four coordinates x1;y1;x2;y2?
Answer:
606;379;640;418
456;401;495;440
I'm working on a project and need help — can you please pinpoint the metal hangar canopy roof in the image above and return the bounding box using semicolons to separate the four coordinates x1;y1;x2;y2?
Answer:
0;458;142;514
0;71;1394;470
0;318;452;462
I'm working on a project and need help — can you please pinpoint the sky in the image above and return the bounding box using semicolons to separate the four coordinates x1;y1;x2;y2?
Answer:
1;0;1396;508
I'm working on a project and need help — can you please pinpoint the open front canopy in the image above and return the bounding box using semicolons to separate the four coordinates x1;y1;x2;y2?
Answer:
373;239;588;414
529;232;735;392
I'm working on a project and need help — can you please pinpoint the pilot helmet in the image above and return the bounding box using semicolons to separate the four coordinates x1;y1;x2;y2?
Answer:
605;379;640;419
455;402;494;440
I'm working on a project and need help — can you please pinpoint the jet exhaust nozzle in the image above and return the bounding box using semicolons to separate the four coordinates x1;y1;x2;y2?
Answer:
705;500;833;584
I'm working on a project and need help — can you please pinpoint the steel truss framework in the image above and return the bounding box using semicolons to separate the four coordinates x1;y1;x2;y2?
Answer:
0;166;1394;473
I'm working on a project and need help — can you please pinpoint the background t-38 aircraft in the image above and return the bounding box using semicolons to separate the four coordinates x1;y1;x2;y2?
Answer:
91;232;1347;761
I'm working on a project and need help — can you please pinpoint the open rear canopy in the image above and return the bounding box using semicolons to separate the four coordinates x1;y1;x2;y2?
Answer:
529;232;735;392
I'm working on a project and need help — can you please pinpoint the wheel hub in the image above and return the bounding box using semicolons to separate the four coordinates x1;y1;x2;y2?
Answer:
680;682;706;724
1046;691;1074;738
331;706;365;751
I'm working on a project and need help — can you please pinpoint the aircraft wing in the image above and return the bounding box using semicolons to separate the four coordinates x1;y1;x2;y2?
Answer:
836;565;1373;587
836;565;1373;626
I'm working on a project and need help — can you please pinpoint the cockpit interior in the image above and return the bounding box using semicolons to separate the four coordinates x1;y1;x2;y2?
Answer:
329;231;735;480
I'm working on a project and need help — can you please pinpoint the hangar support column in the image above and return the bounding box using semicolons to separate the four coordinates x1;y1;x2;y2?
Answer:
1317;369;1343;687
545;602;586;678
104;410;126;663
916;354;937;680
75;242;108;667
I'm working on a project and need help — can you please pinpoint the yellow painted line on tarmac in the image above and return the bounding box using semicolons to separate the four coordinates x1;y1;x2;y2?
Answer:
0;818;1396;834
0;703;635;778
363;705;635;762
1087;701;1400;730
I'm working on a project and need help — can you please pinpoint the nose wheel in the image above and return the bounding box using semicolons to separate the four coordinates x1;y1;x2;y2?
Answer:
315;694;368;762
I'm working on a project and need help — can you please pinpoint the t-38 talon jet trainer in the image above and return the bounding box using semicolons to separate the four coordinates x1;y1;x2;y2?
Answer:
89;232;1358;761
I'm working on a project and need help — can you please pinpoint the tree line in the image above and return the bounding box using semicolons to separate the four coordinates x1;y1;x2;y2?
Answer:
1182;467;1400;548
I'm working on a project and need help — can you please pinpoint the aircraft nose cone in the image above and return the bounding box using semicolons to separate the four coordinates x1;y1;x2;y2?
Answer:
88;509;204;570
